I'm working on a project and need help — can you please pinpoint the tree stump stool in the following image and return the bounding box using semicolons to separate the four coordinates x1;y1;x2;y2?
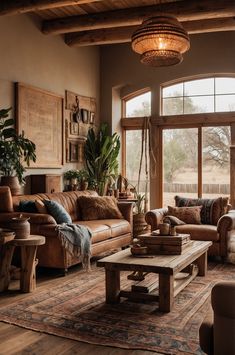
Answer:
0;235;45;293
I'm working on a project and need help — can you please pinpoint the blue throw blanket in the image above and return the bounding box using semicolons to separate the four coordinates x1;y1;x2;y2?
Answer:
56;223;92;270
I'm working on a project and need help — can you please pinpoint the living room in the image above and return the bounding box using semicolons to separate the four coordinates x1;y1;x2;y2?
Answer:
0;1;235;354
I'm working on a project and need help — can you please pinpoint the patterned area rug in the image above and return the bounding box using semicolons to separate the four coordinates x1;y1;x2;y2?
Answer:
0;262;235;354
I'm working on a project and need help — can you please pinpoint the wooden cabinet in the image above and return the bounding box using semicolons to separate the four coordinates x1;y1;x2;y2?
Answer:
31;175;61;194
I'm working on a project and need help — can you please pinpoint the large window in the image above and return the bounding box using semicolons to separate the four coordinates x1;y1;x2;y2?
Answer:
122;77;234;208
162;77;235;115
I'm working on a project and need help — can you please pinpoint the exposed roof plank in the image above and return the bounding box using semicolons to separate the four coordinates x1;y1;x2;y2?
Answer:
0;0;102;16
43;0;235;35
65;17;235;46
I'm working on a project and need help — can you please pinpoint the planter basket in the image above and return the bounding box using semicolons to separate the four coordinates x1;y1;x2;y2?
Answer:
133;213;150;238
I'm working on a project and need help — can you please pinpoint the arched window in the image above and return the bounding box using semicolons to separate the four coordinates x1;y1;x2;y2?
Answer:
125;90;151;117
122;90;151;205
162;77;235;115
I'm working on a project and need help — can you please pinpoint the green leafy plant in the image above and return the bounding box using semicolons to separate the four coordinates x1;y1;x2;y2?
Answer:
84;123;120;195
77;169;89;182
0;107;36;184
63;169;79;181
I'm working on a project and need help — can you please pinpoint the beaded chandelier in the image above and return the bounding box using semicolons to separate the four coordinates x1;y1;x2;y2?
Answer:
131;15;190;67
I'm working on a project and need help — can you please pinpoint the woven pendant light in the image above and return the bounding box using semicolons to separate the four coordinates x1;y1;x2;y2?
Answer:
131;15;190;67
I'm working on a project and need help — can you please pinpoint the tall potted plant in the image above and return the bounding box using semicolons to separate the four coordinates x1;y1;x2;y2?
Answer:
0;107;36;194
84;123;120;195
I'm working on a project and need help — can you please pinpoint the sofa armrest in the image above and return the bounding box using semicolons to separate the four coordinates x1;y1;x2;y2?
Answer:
199;311;214;355
0;212;56;225
117;202;133;225
145;208;168;231
217;211;235;257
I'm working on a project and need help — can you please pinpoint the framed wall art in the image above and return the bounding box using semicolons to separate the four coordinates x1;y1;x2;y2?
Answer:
16;82;64;168
69;141;79;162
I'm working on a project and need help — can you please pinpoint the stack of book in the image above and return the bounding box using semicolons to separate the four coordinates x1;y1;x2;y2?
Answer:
137;232;192;255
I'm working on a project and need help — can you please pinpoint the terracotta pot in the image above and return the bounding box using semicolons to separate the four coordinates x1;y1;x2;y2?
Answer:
0;176;22;196
8;216;30;239
80;181;89;191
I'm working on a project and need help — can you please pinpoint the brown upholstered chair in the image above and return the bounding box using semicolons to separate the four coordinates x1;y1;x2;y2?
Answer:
145;195;235;258
199;281;235;355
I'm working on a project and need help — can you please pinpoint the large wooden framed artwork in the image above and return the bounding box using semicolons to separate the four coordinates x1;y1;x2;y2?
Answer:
16;83;64;168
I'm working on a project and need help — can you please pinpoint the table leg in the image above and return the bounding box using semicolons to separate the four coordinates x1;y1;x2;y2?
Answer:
0;244;15;292
20;245;38;293
196;251;207;276
105;269;120;304
159;273;174;312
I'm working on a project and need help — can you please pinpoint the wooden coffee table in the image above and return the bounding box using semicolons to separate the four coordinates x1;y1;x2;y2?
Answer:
97;240;212;312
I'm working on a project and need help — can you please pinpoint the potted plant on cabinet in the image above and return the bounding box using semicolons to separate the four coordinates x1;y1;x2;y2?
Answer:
84;123;120;195
63;169;79;191
77;169;89;190
0;107;36;195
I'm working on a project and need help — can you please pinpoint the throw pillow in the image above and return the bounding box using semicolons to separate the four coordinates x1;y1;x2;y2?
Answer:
19;200;38;213
168;205;202;224
175;195;229;225
163;215;186;226
35;199;47;214
78;196;123;221
43;199;72;224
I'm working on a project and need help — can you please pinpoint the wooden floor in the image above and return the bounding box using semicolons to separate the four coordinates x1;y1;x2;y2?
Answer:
0;264;163;355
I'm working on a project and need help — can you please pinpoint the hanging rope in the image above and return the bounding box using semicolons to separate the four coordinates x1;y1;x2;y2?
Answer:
136;117;156;213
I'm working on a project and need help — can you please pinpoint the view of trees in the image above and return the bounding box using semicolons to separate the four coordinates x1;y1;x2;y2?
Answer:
125;96;230;186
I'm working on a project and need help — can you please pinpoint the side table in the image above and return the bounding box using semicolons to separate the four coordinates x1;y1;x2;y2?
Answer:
0;235;45;293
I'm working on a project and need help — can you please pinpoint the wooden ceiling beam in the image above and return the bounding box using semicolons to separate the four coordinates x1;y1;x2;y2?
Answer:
0;0;102;16
43;0;235;35
65;17;235;47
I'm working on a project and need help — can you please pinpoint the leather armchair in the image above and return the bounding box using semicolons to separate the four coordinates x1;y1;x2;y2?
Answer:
145;208;235;258
199;281;235;355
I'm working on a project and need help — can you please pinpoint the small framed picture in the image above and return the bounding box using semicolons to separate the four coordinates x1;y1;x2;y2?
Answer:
69;141;79;162
81;109;89;124
70;122;79;135
90;112;95;124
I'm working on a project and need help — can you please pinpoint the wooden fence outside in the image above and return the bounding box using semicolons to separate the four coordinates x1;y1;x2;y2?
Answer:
164;183;230;195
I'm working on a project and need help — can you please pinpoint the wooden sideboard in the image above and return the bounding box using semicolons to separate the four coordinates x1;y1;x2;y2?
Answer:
31;174;61;194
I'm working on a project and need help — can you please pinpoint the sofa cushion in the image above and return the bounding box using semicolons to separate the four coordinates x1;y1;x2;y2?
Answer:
168;205;202;224
75;220;111;243
44;200;72;224
19;200;38;213
175;195;229;225
78;196;123;221
100;219;131;238
176;224;219;241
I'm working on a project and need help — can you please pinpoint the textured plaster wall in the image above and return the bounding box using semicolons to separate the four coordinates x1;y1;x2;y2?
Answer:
0;14;100;193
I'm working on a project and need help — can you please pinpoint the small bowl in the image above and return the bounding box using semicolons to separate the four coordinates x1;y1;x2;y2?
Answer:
131;246;148;255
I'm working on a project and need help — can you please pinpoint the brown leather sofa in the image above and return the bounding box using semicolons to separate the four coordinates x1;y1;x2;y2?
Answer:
0;187;133;271
145;196;235;258
199;281;235;355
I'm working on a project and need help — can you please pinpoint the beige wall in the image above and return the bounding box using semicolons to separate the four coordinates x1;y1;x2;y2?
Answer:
100;31;235;126
0;14;100;193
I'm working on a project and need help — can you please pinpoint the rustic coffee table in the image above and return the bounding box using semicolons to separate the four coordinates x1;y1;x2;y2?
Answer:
97;240;212;312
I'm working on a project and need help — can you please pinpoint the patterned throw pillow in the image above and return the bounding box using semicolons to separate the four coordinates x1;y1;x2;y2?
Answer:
78;196;123;221
19;200;38;213
168;205;202;224
174;195;229;225
43;200;72;224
